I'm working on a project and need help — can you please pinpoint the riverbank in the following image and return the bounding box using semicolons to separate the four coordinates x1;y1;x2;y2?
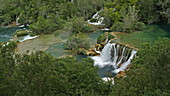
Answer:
15;30;70;55
112;24;170;48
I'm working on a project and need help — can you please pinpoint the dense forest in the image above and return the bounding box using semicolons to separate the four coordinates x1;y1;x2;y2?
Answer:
0;38;169;96
0;0;169;33
0;0;170;96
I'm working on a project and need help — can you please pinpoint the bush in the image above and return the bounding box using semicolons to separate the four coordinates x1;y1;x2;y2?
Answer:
66;33;90;52
110;22;124;32
97;32;115;44
71;17;85;33
133;21;146;30
82;26;95;33
89;18;98;22
29;16;58;34
14;29;30;37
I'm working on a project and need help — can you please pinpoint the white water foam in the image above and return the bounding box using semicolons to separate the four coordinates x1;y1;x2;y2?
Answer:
92;42;137;74
19;35;38;42
87;11;105;25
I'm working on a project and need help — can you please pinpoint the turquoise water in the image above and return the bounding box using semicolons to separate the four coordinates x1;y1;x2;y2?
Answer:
46;42;68;57
87;30;104;46
155;23;170;38
0;27;23;42
45;30;104;59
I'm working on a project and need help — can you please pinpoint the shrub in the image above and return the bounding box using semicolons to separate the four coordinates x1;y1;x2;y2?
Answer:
97;32;115;44
110;22;124;32
66;33;90;52
71;17;85;33
82;26;95;33
14;29;30;37
89;18;98;22
29;16;58;34
133;21;146;30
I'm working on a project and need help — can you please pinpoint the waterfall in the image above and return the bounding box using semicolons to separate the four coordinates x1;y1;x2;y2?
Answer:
91;42;137;77
112;49;137;73
92;42;114;67
16;17;20;25
87;11;105;25
94;48;101;54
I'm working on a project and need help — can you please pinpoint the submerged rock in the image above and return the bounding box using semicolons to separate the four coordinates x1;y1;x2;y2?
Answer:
116;71;126;78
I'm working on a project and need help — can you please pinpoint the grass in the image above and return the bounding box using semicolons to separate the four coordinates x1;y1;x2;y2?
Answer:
115;24;170;48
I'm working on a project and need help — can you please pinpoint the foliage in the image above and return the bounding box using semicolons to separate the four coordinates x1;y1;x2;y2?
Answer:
110;22;124;32
89;18;98;22
121;6;139;32
138;0;159;24
29;16;59;34
133;21;146;30
14;29;30;37
82;26;95;33
102;0;139;27
71;17;95;33
110;6;146;33
0;42;112;96
77;0;104;20
109;38;170;96
66;33;90;52
97;32;115;44
71;17;85;33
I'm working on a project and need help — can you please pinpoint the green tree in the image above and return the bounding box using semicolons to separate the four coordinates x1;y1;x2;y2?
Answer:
121;5;139;32
71;17;85;33
138;0;159;24
29;16;58;34
0;42;112;96
102;0;139;27
66;33;90;53
109;38;170;96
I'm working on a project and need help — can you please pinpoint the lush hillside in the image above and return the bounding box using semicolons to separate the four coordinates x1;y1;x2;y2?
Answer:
0;0;170;96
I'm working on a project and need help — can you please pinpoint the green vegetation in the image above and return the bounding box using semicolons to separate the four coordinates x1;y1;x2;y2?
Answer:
71;17;95;33
0;42;112;96
14;29;30;37
66;33;90;53
29;16;63;35
0;0;103;34
0;0;170;95
0;0;169;34
110;38;170;96
102;0;169;32
97;32;115;44
1;38;170;95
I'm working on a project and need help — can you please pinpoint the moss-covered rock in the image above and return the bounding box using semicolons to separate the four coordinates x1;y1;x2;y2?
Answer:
78;48;87;55
14;29;30;37
97;32;115;44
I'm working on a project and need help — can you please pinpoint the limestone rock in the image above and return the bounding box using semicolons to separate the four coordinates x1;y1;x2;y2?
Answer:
116;71;126;78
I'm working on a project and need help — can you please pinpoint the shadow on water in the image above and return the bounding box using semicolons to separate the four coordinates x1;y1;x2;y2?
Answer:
155;23;170;38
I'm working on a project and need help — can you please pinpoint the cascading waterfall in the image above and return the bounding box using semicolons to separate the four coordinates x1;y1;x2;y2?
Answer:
112;49;137;73
92;41;137;78
92;42;113;67
16;17;20;25
87;11;105;25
